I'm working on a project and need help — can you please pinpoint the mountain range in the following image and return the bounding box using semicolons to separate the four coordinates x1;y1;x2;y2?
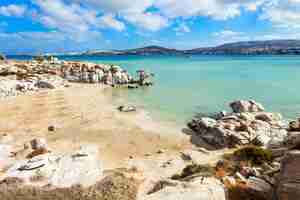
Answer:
81;40;300;56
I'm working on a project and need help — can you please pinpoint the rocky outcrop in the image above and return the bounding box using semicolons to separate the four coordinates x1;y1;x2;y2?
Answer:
277;150;300;200
3;145;102;188
187;100;287;149
230;100;265;113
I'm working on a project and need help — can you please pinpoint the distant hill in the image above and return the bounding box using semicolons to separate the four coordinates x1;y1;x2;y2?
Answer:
185;40;300;55
83;46;182;56
46;40;300;56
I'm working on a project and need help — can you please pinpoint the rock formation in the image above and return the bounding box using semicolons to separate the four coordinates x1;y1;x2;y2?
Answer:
277;150;300;200
188;100;287;149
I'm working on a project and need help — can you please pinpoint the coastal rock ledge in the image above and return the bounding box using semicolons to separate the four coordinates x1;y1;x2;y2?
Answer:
187;100;287;149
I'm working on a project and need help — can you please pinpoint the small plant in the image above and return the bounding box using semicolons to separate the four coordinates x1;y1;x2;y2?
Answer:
171;163;215;180
233;146;273;165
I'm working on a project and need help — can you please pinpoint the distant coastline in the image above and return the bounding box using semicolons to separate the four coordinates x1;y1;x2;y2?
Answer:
6;39;300;57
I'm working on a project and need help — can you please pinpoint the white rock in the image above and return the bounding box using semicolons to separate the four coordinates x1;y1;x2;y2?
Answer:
4;145;103;187
143;178;226;200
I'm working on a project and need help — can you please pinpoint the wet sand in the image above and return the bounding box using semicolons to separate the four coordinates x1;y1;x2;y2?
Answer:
0;83;192;169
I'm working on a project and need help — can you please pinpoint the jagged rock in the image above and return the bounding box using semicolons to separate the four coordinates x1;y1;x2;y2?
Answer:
285;132;300;148
277;150;300;200
230;100;265;113
255;112;282;122
246;177;274;200
188;101;287;149
289;120;300;131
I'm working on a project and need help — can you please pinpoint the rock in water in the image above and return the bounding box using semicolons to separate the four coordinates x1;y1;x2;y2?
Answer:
118;105;137;112
277;150;300;200
230;100;265;113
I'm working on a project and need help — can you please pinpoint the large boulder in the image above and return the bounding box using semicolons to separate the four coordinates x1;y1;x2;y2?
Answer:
230;100;265;113
277;150;300;200
3;145;102;188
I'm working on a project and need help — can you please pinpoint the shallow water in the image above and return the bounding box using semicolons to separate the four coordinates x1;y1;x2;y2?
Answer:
10;55;300;125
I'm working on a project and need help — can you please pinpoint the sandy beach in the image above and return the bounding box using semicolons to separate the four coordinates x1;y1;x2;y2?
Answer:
0;83;192;169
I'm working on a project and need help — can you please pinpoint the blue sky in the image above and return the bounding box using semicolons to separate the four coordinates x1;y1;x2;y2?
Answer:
1;0;300;54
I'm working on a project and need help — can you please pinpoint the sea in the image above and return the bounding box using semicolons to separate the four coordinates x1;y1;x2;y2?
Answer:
8;55;300;126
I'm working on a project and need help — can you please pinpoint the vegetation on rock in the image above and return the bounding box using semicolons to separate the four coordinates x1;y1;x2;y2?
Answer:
233;146;273;165
171;164;215;181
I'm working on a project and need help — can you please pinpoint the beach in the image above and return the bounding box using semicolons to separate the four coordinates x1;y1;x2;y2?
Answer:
0;57;300;200
0;82;192;169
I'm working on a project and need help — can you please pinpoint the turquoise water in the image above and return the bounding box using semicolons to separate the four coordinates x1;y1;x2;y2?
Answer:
11;55;300;125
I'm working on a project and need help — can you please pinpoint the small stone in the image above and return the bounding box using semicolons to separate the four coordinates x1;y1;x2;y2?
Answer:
48;125;56;132
30;138;47;150
157;149;164;154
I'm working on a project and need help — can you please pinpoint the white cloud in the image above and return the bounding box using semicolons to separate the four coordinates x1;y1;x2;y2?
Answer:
261;0;300;29
124;12;169;31
80;0;154;13
0;4;26;17
174;23;191;36
97;14;125;31
154;0;262;20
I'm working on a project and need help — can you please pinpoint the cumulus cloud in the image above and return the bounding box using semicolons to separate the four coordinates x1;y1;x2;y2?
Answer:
97;14;125;31
124;12;169;31
0;4;26;17
4;0;300;52
80;0;154;13
260;0;300;29
174;23;191;36
154;0;262;20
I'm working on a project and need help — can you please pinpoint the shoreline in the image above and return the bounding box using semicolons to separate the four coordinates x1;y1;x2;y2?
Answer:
0;82;192;169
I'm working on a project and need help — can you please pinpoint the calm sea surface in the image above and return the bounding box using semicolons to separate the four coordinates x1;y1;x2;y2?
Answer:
9;55;300;125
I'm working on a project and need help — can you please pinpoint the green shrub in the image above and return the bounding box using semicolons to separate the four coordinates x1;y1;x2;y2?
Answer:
233;146;273;165
171;164;215;180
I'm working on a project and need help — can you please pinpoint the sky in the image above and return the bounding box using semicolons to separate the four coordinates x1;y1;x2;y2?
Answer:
1;0;300;54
